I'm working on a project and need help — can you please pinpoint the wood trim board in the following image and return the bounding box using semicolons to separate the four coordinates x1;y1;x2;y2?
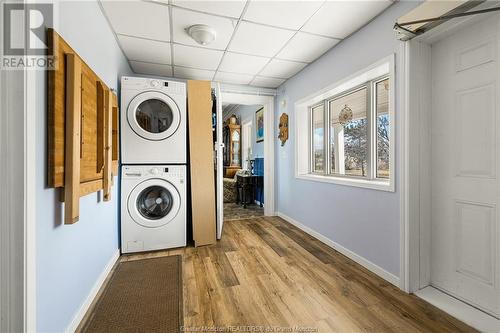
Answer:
64;53;82;224
103;89;113;201
187;80;216;246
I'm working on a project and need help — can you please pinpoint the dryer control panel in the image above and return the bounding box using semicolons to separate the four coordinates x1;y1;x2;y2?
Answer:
121;76;186;95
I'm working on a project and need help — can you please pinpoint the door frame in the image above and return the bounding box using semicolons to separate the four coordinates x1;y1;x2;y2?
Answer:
401;2;500;329
402;0;500;294
1;5;37;330
219;91;276;217
0;59;37;331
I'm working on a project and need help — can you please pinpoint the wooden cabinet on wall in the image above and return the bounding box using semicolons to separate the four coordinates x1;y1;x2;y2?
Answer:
47;29;119;224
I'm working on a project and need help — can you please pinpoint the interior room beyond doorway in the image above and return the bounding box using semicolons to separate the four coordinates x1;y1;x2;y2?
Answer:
222;103;265;221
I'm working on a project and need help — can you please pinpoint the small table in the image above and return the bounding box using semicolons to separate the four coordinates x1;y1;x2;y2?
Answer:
236;174;263;208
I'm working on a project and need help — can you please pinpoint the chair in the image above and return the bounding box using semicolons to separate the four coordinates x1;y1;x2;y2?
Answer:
223;174;238;203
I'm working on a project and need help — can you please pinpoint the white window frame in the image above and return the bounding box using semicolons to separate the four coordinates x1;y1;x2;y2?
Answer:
295;55;395;192
310;102;326;174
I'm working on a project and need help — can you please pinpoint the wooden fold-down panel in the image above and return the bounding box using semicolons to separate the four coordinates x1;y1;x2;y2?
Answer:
47;28;119;194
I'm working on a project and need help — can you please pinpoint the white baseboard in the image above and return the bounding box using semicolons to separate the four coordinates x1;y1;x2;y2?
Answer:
65;249;120;333
276;212;400;288
415;286;500;333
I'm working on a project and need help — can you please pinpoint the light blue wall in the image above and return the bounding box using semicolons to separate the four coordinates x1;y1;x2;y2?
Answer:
233;105;264;158
275;1;420;278
35;1;132;332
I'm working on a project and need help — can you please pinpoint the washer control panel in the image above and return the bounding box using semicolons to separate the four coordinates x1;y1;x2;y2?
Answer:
122;165;185;181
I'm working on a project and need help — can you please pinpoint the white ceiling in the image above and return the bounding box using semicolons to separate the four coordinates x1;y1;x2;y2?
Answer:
100;0;393;88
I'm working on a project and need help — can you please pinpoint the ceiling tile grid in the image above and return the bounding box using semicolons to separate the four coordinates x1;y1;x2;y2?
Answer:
117;34;171;64
100;0;393;88
218;52;270;75
129;61;173;77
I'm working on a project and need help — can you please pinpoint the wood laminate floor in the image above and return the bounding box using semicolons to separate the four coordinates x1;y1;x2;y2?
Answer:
224;202;264;221
122;216;476;333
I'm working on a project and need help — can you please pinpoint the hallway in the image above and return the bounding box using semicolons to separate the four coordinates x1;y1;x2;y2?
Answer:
121;217;476;332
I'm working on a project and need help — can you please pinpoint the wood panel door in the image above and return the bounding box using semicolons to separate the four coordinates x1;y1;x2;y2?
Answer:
430;13;500;318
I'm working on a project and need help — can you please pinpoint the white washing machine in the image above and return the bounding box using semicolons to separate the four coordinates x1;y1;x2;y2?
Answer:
121;165;186;253
121;76;186;164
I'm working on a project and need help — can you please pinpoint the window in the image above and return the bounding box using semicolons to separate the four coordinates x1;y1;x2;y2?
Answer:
308;75;391;184
295;56;394;191
329;87;368;177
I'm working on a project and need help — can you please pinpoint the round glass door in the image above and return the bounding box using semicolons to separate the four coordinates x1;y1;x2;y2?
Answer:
137;185;173;220
136;99;173;134
127;91;181;141
128;179;181;228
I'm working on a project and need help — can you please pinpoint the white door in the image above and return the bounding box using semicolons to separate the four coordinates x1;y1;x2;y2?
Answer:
430;13;500;318
215;83;224;239
242;121;252;170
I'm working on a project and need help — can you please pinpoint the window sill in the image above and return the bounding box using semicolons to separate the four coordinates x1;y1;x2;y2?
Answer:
296;173;395;192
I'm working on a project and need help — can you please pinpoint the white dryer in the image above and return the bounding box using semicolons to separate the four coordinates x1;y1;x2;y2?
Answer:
121;165;186;253
121;76;186;164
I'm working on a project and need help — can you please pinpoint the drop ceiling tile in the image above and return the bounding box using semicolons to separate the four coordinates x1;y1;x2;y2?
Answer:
171;0;246;18
117;35;171;64
129;61;173;77
172;7;236;50
251;76;285;88
219;52;270;75
301;1;392;38
228;21;295;58
214;72;254;85
100;1;170;41
260;59;307;79
174;66;214;80
277;32;339;63
244;1;323;30
173;44;223;70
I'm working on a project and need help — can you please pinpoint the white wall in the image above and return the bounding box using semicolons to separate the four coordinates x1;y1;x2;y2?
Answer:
275;1;420;279
35;1;132;332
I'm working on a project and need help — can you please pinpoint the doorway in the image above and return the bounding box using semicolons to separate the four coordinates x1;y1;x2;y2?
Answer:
214;89;275;239
428;12;500;319
221;104;265;222
404;7;500;329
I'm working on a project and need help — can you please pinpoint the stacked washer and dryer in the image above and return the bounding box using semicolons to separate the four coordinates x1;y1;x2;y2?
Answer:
120;77;187;253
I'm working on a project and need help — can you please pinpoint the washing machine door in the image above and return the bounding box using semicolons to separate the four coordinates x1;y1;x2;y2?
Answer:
127;91;181;141
128;179;181;228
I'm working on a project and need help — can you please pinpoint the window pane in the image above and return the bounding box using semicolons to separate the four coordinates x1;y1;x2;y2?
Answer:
376;79;390;179
329;87;368;177
312;104;324;173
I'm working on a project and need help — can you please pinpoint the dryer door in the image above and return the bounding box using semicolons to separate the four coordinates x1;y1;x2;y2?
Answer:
128;179;181;228
127;91;181;141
